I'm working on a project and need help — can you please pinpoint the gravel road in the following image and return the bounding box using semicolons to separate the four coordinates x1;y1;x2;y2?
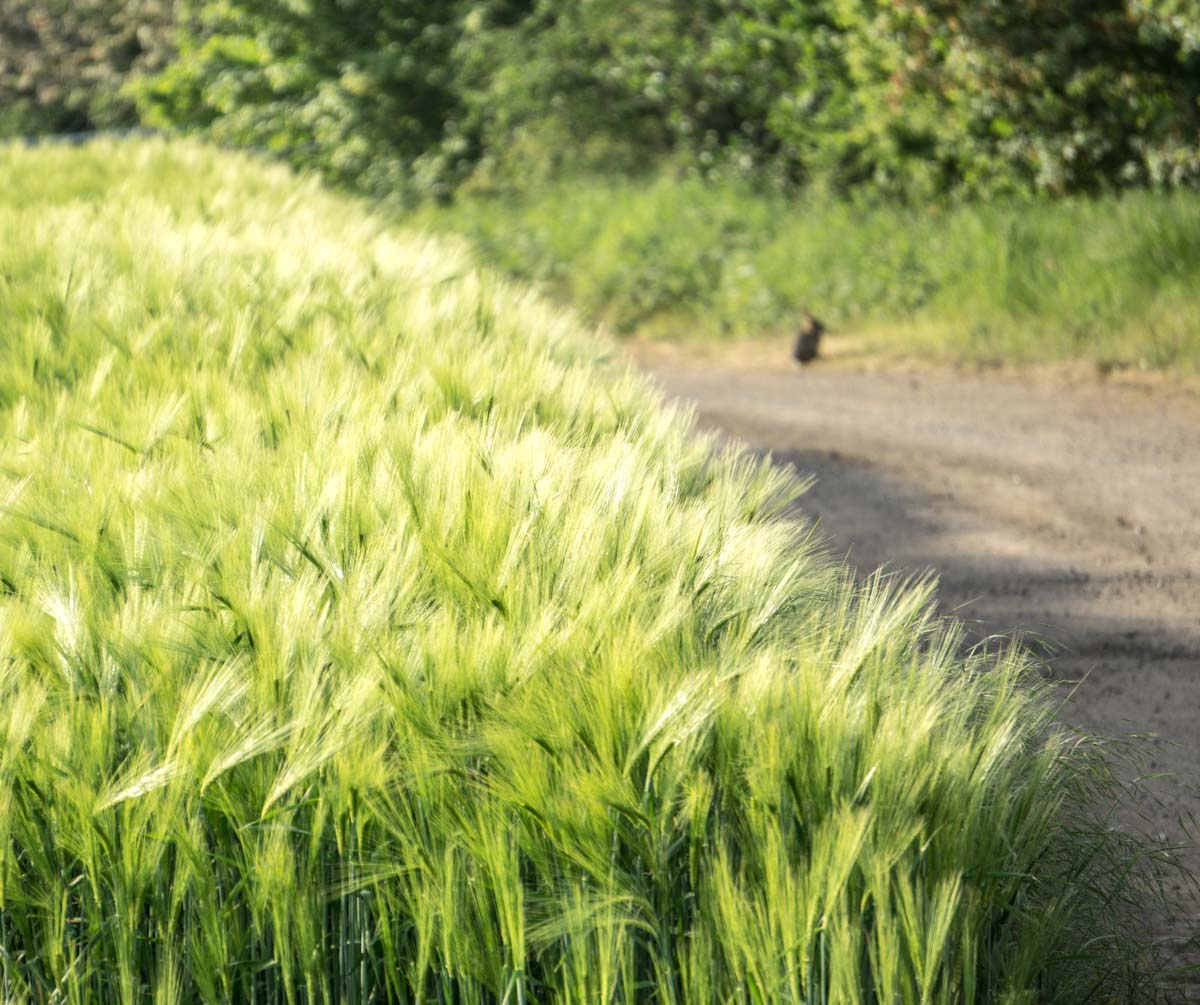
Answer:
642;350;1200;983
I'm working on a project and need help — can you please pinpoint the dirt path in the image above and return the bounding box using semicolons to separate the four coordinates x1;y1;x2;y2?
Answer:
642;351;1200;979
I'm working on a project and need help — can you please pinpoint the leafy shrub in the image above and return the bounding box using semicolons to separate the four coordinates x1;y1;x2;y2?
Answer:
8;0;1200;199
138;0;481;200
0;0;176;137
826;0;1200;196
501;0;1200;197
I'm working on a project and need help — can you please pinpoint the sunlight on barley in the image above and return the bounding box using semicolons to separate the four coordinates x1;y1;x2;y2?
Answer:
0;138;1175;1003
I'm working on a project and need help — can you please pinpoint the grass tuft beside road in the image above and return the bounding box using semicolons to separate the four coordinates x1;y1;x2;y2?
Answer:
416;175;1200;373
0;138;1180;1002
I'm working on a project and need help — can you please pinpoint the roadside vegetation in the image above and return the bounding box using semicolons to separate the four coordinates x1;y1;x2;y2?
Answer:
0;136;1182;1003
413;175;1200;371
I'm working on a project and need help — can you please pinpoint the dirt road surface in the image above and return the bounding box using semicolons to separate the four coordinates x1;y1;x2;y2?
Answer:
642;349;1200;985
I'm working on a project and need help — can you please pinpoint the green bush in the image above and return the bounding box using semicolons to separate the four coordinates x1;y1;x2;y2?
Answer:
0;0;176;137
136;0;1200;200
7;0;1199;199
826;0;1200;196
138;0;481;201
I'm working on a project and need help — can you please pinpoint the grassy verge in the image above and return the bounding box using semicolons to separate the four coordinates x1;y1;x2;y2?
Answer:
0;138;1180;1002
414;175;1200;373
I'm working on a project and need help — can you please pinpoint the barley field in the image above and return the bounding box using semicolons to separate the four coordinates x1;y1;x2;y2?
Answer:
0;139;1175;1003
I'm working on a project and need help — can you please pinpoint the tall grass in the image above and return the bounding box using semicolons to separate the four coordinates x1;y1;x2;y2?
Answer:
0;138;1179;1002
415;175;1200;371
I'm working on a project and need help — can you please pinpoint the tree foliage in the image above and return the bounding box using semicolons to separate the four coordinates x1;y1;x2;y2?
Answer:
455;0;1200;196
6;0;1200;198
139;0;468;199
0;0;176;136
829;0;1200;194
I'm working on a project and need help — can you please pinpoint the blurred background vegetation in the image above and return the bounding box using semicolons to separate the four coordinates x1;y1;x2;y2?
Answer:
5;0;1200;366
0;0;174;136
12;0;1196;200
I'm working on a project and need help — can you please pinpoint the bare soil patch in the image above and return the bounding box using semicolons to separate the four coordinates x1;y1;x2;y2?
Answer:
639;346;1200;990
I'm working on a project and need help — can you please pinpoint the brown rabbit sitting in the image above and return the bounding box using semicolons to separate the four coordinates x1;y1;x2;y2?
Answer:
792;310;825;365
